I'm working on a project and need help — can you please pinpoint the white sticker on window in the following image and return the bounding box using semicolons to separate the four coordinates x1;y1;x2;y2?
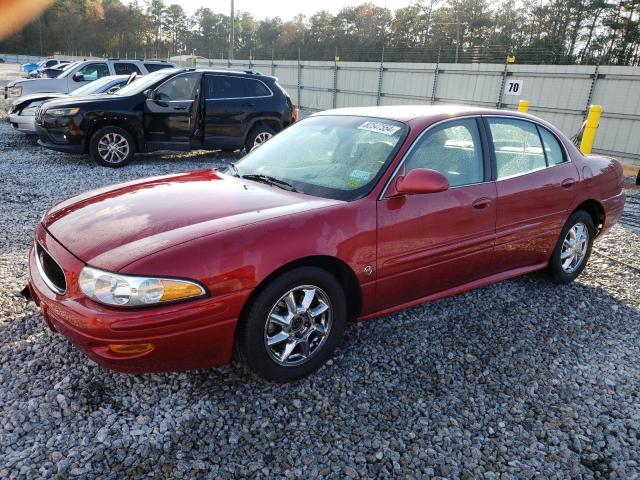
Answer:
357;121;401;136
350;169;371;181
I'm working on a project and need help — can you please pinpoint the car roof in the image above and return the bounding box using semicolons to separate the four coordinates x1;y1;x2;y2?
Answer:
313;105;500;122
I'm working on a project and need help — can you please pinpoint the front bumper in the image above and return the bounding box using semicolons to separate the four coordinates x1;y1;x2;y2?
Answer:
27;225;250;373
36;125;84;154
8;113;37;134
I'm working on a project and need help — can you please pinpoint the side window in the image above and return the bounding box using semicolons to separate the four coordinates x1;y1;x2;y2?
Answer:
45;60;57;67
488;118;546;179
206;76;245;99
155;73;200;101
144;63;172;72
77;63;109;81
404;119;484;187
244;79;270;97
538;127;565;165
114;63;142;75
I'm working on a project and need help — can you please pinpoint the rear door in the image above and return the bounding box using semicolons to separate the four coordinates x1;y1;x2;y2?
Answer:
203;75;273;149
144;72;202;150
376;118;497;310
485;116;580;272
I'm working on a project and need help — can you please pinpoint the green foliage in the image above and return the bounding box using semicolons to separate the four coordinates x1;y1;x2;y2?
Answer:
1;0;639;65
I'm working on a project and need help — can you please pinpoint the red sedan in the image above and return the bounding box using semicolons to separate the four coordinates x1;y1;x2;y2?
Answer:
26;106;625;381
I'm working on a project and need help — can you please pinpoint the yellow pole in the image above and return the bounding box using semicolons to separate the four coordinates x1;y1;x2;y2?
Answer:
580;105;603;155
517;100;529;113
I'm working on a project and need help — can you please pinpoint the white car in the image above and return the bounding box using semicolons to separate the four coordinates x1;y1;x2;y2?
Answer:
7;75;135;134
4;59;174;99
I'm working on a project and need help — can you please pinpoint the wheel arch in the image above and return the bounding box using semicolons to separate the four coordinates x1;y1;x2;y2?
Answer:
85;118;143;153
243;117;282;143
236;255;363;335
571;199;605;236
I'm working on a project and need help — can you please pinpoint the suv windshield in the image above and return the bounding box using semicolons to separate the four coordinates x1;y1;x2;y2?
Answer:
231;115;408;201
114;69;179;96
71;76;120;95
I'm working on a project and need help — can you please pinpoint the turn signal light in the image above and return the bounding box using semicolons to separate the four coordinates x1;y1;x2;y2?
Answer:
108;343;154;355
160;280;205;302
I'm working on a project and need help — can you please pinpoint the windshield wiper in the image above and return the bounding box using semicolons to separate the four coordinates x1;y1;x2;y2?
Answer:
241;174;297;192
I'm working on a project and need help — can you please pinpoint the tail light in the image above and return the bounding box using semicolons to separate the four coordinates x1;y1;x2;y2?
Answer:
293;107;299;123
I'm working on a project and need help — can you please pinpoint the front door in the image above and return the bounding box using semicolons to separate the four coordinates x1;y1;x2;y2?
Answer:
376;118;497;311
144;72;202;150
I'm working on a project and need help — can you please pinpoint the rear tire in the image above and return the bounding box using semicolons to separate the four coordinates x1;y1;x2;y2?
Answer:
244;125;275;152
89;126;135;168
548;210;595;284
237;267;346;382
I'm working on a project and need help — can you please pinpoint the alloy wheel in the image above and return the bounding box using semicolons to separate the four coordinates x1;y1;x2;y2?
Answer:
97;132;130;164
251;131;273;151
264;285;332;366
560;222;589;273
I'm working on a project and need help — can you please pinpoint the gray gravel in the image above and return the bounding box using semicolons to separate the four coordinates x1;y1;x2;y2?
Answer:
1;107;640;479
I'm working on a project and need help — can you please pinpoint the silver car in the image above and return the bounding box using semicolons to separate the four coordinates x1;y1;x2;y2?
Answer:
3;59;174;99
7;75;134;134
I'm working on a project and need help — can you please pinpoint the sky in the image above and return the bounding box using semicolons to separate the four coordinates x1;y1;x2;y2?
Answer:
168;0;415;21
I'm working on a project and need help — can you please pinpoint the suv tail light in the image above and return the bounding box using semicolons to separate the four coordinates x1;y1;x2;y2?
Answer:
293;107;299;123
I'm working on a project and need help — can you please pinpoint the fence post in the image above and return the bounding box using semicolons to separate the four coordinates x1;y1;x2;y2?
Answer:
297;48;302;109
430;46;441;104
271;47;275;76
332;50;338;109
584;63;601;118
376;46;385;106
496;56;510;109
517;100;529;112
249;49;252;70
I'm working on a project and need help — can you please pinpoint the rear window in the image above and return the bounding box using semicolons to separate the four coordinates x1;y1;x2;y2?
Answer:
144;63;172;73
205;75;271;99
114;63;142;75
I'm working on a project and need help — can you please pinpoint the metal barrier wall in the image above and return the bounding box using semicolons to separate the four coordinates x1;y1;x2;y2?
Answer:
198;58;640;166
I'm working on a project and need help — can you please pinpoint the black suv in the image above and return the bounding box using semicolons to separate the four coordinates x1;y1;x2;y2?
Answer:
35;68;297;167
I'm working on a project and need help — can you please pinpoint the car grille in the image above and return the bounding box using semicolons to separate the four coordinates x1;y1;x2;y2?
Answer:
35;107;43;124
35;242;67;294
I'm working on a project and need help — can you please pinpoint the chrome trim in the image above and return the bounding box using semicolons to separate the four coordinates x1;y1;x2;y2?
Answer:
34;242;66;295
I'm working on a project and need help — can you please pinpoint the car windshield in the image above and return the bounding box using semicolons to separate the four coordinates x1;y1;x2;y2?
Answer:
230;115;408;201
71;77;120;95
114;69;181;96
57;62;81;78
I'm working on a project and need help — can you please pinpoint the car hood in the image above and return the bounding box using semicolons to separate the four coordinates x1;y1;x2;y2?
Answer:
40;94;113;109
12;92;68;109
43;169;340;272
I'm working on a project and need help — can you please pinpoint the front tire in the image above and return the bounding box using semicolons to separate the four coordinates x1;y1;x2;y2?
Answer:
89;126;135;168
237;267;347;382
548;210;595;284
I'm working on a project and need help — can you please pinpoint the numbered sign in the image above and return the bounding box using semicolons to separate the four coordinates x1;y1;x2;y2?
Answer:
505;79;523;96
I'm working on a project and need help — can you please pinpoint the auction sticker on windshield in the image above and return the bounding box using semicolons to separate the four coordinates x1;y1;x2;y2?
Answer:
357;121;402;136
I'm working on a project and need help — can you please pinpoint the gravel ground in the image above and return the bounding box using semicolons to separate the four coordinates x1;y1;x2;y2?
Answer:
1;98;640;478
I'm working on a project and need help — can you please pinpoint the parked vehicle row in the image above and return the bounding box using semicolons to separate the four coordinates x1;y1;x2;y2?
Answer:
23;105;625;381
4;58;175;99
8;74;135;134
27;59;71;78
34;67;298;166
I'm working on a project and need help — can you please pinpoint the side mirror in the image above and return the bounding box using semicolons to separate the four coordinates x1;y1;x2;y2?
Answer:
391;168;449;196
144;88;155;100
72;72;84;82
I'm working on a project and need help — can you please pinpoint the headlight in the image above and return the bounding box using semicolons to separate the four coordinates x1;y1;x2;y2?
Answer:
46;107;80;117
78;266;207;307
8;86;22;97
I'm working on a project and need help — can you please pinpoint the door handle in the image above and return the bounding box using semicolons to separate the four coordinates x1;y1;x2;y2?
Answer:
561;178;576;188
174;106;189;111
472;197;492;209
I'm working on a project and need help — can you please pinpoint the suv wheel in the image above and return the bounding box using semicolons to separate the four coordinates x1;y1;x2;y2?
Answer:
237;267;346;382
245;125;275;152
548;210;595;284
90;126;135;168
